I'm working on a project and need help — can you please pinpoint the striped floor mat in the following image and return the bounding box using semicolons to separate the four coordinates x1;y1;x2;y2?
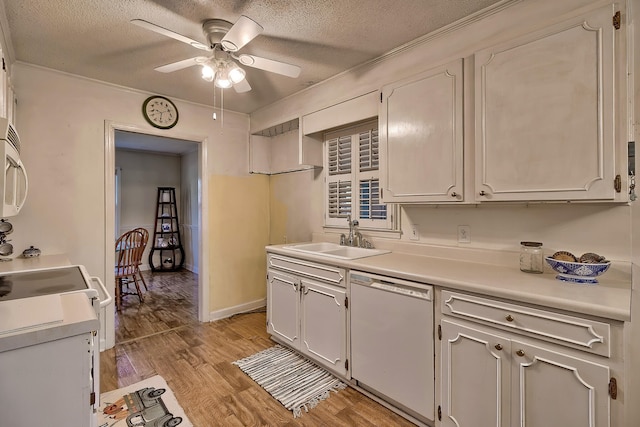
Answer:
233;344;347;418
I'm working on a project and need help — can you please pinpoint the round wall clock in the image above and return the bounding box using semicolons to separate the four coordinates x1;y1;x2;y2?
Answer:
142;95;179;129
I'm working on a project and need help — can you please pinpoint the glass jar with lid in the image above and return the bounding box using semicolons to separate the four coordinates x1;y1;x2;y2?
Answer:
520;241;544;273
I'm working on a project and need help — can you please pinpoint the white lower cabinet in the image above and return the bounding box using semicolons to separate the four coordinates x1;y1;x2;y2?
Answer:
509;338;610;427
440;319;510;427
266;255;348;376
298;277;347;374
440;292;613;427
266;270;300;348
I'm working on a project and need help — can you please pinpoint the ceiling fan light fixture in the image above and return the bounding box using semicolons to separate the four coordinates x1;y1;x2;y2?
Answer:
215;78;232;89
201;64;215;82
214;67;232;88
228;64;246;84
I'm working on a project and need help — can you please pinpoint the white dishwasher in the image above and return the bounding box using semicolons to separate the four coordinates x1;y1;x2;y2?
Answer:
350;271;434;422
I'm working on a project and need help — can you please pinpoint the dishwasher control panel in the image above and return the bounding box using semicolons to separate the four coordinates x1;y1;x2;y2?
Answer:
351;272;432;300
371;281;430;299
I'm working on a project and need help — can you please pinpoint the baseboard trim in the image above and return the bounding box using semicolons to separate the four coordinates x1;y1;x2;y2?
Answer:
184;263;198;274
209;298;266;322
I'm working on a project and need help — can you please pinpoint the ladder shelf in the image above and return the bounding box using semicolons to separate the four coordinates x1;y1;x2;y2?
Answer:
149;187;185;272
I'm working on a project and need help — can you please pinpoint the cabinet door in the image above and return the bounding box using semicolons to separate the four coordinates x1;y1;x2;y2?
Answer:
440;319;511;427
267;270;300;347
299;278;347;376
380;59;464;203
474;5;618;201
0;333;93;426
511;340;610;427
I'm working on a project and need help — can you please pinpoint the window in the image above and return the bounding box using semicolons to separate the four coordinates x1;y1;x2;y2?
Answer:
324;121;391;230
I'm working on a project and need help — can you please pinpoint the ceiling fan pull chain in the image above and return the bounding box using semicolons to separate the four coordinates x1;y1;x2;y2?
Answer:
212;84;220;122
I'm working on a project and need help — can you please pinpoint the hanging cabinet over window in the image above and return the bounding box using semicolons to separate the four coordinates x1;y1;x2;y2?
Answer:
474;4;622;202
379;59;464;203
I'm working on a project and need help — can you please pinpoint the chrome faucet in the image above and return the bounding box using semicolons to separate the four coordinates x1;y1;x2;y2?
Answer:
340;214;368;247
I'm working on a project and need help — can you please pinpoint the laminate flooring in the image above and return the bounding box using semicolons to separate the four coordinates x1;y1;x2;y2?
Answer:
100;270;417;426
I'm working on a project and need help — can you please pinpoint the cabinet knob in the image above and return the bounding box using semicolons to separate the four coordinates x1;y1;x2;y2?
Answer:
506;314;514;322
451;192;458;198
494;344;503;351
516;349;526;357
479;190;486;196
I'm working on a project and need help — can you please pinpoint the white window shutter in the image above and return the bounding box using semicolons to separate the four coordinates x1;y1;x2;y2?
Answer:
328;135;352;175
328;180;352;218
324;120;390;230
359;128;379;172
359;178;386;220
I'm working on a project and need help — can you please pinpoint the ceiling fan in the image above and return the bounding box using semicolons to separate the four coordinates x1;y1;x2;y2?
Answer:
132;16;302;93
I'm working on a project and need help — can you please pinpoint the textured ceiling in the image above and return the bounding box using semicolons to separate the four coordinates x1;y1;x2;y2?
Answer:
2;0;503;114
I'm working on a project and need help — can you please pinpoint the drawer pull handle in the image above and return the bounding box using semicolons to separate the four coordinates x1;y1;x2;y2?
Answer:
506;314;514;322
494;344;503;351
516;349;526;357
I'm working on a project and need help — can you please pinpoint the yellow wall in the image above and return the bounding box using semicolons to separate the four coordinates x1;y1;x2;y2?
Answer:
209;174;270;311
268;169;324;245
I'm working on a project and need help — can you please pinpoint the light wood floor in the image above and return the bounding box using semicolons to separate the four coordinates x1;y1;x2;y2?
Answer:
100;270;416;426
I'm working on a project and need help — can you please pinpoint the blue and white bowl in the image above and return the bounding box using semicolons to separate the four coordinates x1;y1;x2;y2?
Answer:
545;257;611;284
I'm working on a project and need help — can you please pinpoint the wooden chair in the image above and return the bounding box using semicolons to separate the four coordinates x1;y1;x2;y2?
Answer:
115;229;146;310
132;227;150;290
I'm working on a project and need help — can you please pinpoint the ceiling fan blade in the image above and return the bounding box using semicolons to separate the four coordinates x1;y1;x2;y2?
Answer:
131;19;210;51
154;57;208;73
221;15;263;52
236;54;301;78
233;78;252;93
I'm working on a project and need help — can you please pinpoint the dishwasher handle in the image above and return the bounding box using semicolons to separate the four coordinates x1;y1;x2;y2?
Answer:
369;281;431;300
352;273;432;300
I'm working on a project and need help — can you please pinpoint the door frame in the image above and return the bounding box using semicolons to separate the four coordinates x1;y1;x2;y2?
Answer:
104;120;210;349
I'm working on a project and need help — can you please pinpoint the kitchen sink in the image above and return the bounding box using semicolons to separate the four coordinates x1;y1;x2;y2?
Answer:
283;242;390;260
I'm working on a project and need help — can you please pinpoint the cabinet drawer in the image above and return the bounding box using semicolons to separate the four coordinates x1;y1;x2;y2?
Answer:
267;254;346;287
441;291;610;357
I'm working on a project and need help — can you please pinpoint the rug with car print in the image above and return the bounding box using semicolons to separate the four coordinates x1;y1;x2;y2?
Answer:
99;375;192;427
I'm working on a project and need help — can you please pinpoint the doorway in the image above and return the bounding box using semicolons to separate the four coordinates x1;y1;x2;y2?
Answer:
104;121;209;350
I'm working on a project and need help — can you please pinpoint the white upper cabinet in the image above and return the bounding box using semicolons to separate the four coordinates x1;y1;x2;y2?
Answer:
380;59;464;203
474;4;621;202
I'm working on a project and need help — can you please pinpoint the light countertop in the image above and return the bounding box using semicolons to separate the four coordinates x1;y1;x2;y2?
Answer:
0;292;98;352
266;244;632;322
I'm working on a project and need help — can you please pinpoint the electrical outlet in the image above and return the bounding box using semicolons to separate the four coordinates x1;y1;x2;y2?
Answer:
458;225;471;243
410;224;420;241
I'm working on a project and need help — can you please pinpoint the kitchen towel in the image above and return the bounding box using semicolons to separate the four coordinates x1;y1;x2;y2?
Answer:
233;344;347;418
98;375;192;427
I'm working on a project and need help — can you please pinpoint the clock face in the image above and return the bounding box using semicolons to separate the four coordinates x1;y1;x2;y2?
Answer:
142;96;179;129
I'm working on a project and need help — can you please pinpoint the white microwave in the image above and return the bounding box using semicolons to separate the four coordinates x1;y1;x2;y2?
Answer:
0;118;27;217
